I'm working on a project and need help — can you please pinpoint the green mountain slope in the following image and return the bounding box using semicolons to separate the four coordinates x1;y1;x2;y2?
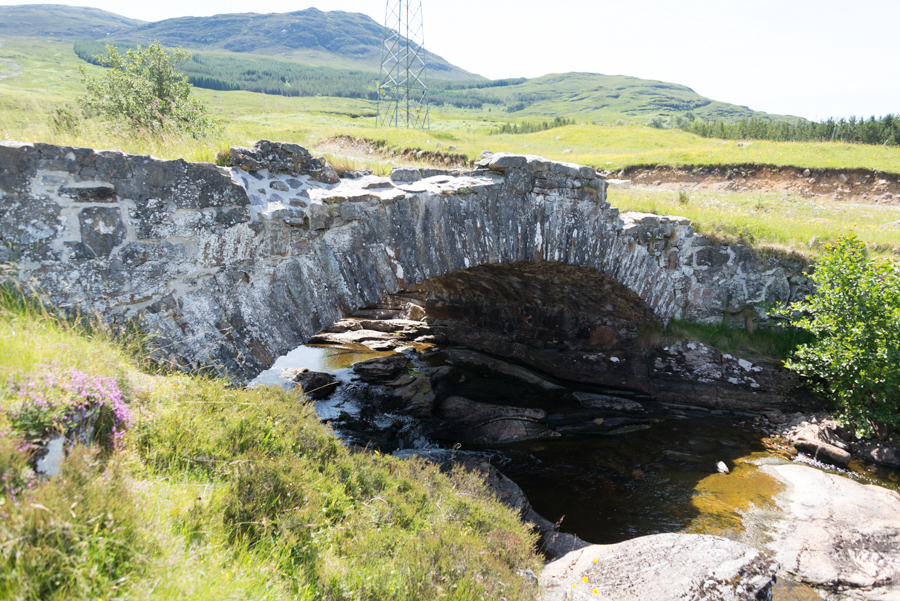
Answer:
105;8;483;81
447;72;798;122
0;4;146;39
0;4;797;123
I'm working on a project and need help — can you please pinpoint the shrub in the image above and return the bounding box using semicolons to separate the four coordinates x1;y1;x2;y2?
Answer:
775;236;900;436
78;41;217;136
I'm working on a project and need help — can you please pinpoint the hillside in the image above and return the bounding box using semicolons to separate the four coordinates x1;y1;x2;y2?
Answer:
442;72;798;123
0;4;146;39
104;7;483;81
1;4;798;122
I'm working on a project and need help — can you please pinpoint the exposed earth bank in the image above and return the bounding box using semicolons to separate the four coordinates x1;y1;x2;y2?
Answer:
609;164;900;206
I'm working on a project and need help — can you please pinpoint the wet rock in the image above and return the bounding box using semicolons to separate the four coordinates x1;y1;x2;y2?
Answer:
571;392;644;413
434;396;548;444
307;329;402;351
761;464;900;600
386;374;436;416
540;533;778;601
523;508;591;560
444;349;563;391
856;438;900;469
293;370;337;400
352;355;409;382
789;422;851;468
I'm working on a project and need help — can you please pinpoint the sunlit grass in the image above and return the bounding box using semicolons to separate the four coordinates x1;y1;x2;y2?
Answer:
608;187;900;258
0;285;541;600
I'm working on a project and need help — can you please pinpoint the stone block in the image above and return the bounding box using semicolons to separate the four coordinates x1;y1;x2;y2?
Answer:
78;206;127;257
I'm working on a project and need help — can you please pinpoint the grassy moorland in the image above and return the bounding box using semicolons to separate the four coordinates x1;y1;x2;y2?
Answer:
0;286;541;600
609;187;900;258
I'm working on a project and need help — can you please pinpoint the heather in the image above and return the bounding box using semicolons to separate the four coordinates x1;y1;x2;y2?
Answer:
0;286;541;600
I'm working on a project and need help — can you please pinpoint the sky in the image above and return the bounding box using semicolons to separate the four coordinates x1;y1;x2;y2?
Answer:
3;0;898;120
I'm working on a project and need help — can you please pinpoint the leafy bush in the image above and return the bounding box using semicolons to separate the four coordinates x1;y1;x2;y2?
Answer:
78;41;217;136
775;237;900;435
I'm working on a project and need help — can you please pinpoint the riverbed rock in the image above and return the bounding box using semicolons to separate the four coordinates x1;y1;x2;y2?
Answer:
444;349;564;391
571;392;644;413
761;463;900;600
352;355;409;382
539;533;778;601
433;396;548;444
856;439;900;469
789;422;851;468
293;370;338;400
307;329;402;351
385;374;436;416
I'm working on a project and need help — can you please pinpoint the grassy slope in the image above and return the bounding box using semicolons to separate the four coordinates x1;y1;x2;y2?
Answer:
0;288;541;600
0;38;898;256
464;72;798;122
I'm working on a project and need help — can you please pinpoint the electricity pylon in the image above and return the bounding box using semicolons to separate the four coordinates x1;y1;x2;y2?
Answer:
376;0;429;129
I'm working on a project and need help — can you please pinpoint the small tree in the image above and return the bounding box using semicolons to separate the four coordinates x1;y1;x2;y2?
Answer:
775;237;900;436
78;41;216;136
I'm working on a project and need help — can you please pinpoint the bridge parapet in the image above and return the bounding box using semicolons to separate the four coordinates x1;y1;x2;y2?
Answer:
0;140;811;376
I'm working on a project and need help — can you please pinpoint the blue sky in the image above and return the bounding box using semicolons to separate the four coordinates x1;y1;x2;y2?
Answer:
3;0;898;120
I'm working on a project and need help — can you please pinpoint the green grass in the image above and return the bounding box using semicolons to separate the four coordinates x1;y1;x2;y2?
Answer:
608;187;900;258
0;287;542;600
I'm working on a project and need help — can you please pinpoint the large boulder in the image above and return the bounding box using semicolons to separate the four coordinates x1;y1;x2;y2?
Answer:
540;533;778;601
761;464;900;600
788;421;851;468
292;370;337;400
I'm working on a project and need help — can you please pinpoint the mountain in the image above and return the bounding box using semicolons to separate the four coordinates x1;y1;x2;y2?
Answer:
0;5;146;39
0;4;796;122
104;8;483;81
451;72;795;122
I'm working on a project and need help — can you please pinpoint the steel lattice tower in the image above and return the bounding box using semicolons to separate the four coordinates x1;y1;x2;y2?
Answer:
376;0;429;129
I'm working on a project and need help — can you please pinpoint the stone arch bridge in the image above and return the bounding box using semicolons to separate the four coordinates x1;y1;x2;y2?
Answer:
0;140;807;378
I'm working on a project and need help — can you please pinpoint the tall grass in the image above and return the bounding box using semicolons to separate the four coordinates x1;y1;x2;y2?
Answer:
0;284;542;600
608;187;900;258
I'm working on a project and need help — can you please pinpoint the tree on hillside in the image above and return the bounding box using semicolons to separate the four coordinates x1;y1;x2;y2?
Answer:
775;237;900;437
78;41;216;136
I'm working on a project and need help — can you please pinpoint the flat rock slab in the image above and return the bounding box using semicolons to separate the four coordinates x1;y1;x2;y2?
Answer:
572;391;645;413
540;533;778;600
761;464;900;600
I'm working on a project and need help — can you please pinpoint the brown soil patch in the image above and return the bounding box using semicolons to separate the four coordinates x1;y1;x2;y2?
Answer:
315;135;471;169
607;164;900;206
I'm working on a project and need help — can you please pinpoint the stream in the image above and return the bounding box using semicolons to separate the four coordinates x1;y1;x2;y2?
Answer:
253;342;899;601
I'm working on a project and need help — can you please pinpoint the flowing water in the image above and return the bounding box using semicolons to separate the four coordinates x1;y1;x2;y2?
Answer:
254;342;899;601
